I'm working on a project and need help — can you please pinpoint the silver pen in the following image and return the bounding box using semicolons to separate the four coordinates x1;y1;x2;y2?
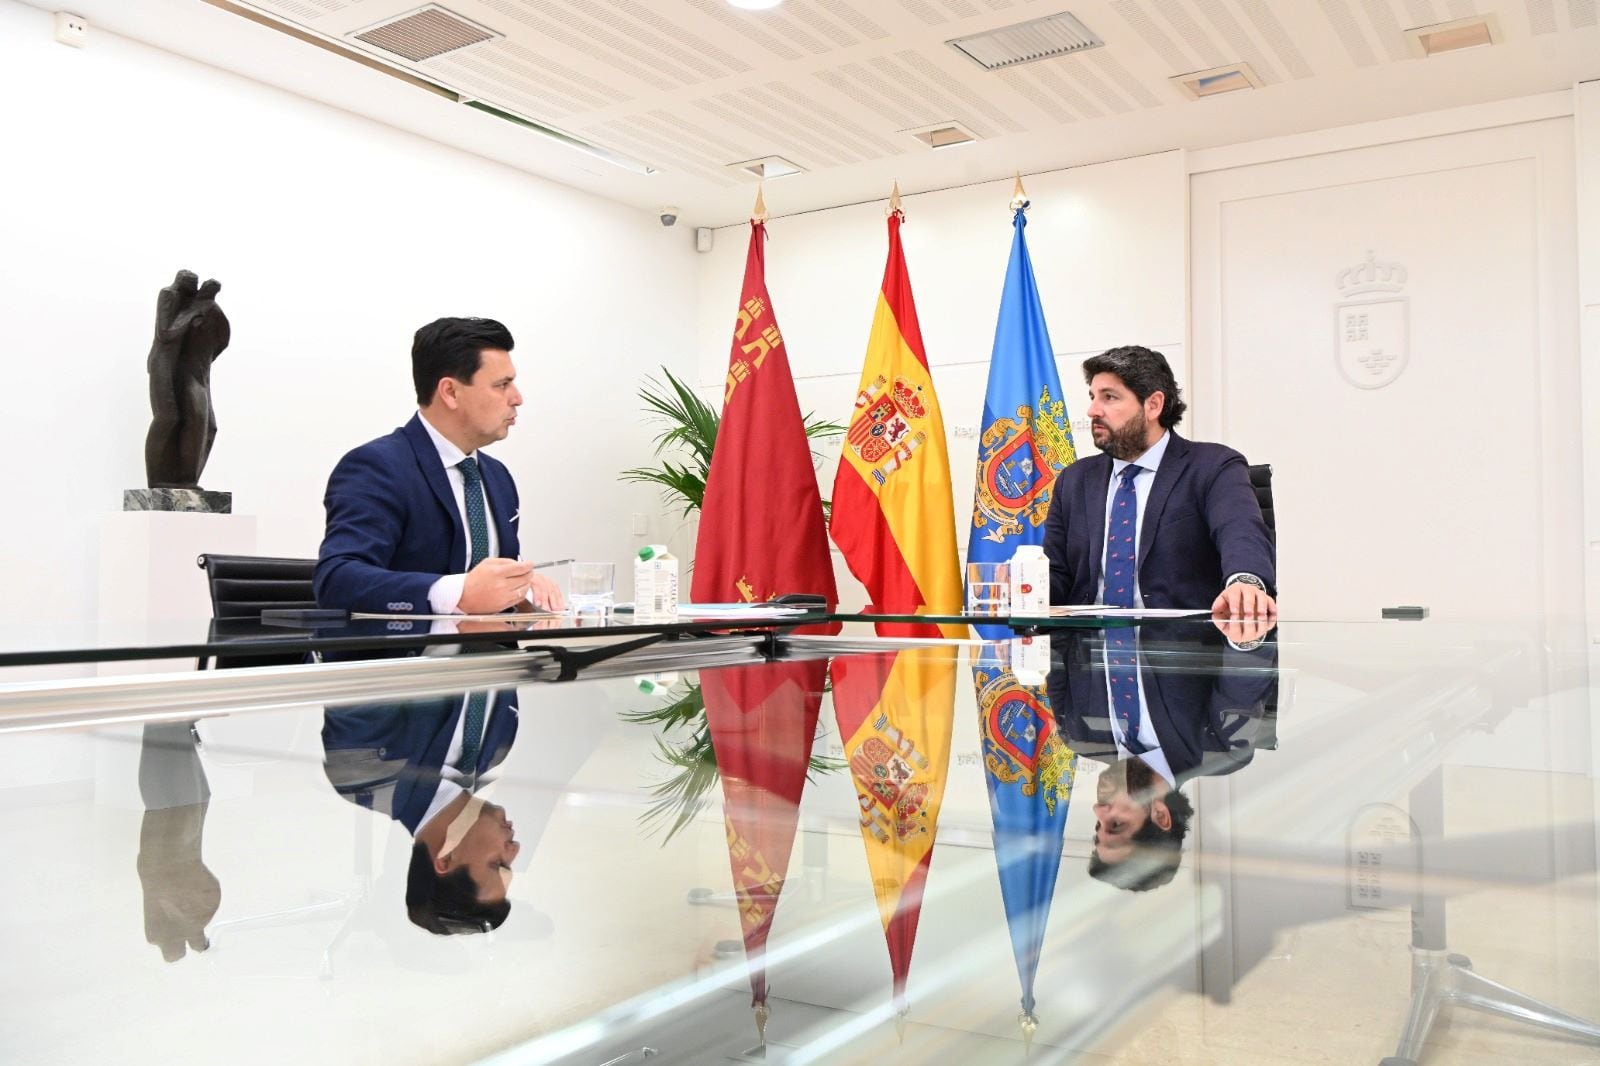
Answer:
528;558;574;570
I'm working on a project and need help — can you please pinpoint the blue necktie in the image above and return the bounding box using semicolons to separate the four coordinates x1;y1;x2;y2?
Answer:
1105;628;1148;755
1103;465;1143;608
460;690;488;777
1103;465;1147;753
458;456;490;568
457;456;490;776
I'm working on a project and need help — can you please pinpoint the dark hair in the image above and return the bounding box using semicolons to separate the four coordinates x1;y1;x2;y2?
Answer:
1082;345;1187;429
405;841;510;935
412;317;515;407
1088;787;1195;892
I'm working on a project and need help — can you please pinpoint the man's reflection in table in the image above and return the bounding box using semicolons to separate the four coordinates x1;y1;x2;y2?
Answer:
1049;617;1279;891
322;681;521;935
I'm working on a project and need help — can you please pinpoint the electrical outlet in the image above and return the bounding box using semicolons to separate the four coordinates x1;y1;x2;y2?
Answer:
54;11;87;47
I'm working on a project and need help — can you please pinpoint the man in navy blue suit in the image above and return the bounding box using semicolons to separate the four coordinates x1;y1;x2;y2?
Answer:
324;685;524;934
1043;345;1276;619
1048;617;1279;891
315;317;563;616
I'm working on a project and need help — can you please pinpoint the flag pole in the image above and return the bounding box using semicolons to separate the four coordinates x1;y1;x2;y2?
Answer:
888;180;903;217
752;184;768;223
1010;172;1029;212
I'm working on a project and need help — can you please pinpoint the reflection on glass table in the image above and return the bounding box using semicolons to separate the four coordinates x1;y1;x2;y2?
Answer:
1;619;1597;1066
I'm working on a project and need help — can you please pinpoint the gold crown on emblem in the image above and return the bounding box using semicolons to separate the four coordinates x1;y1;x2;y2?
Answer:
1336;250;1407;296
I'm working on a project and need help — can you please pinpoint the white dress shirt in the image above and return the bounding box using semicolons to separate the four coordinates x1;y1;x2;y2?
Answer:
418;414;500;614
418;705;504;830
1096;430;1171;608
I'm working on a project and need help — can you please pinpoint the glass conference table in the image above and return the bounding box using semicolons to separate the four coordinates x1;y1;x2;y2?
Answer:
1;612;1597;1065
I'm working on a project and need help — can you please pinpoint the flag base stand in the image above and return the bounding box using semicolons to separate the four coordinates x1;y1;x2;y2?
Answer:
1380;949;1600;1065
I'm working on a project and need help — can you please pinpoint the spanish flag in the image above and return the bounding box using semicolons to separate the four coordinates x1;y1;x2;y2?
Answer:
830;204;963;637
832;647;957;1020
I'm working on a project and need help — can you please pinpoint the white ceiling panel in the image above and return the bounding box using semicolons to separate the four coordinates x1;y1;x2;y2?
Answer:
23;0;1600;225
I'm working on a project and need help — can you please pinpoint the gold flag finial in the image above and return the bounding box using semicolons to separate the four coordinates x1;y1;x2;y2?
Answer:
752;184;768;223
754;1001;771;1047
1010;172;1028;212
893;1009;909;1044
1020;1011;1039;1054
888;181;903;216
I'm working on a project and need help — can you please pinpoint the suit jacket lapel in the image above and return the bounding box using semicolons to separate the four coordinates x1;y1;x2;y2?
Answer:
1085;454;1112;596
480;459;518;558
402;414;467;565
1138;432;1190;570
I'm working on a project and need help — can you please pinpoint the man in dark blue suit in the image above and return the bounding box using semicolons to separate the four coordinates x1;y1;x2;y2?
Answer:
1048;617;1279;891
324;685;523;934
1043;345;1276;618
316;317;563;616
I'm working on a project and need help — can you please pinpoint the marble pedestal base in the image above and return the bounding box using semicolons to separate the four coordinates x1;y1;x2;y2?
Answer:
123;487;233;513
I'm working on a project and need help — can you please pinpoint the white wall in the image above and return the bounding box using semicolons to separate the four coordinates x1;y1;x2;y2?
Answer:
1579;79;1600;649
692;152;1187;604
0;1;699;631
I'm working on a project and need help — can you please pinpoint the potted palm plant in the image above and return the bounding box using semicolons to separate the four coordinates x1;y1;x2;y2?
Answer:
619;366;846;842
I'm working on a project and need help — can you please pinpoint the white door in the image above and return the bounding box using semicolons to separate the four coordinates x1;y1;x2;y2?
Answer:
1191;119;1580;625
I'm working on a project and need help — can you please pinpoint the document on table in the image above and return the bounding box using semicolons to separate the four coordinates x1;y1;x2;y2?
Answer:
1039;606;1212;618
674;602;813;619
352;611;565;622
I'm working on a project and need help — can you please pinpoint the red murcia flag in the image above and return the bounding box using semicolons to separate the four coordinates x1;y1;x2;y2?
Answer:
693;221;838;607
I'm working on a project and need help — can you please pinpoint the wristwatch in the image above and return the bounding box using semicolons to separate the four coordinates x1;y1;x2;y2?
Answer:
1228;573;1267;591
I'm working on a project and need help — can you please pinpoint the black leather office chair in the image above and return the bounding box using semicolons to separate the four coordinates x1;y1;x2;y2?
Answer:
1248;464;1274;543
195;553;317;669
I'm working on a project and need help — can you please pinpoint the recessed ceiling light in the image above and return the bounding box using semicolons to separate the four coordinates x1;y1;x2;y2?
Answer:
1171;62;1262;100
727;0;785;10
726;155;804;180
1404;14;1502;57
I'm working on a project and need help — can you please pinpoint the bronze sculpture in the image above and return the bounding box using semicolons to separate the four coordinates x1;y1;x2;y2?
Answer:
145;270;230;489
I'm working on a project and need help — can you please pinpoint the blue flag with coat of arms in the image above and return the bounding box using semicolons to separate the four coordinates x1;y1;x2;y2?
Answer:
966;207;1076;632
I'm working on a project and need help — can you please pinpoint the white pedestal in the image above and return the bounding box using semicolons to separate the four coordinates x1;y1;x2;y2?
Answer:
94;510;259;807
96;510;257;675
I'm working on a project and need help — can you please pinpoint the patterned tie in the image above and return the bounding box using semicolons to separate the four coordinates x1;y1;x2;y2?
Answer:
1103;464;1143;608
1102;465;1147;753
457;456;491;777
1104;628;1148;755
459;689;488;777
458;456;490;568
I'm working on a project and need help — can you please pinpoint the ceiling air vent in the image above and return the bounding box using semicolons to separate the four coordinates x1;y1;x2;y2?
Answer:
726;156;805;180
902;121;978;149
1171;62;1263;100
1404;14;1503;57
947;11;1103;72
350;4;498;63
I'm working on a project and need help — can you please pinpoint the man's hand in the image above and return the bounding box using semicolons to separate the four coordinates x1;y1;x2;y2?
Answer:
1211;579;1277;621
1213;614;1276;647
459;558;534;614
526;571;565;613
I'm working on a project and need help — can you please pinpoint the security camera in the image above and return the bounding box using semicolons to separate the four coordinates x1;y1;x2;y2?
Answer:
659;206;679;227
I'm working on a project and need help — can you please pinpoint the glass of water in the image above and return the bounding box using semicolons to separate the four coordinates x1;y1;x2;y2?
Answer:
569;561;616;615
966;561;1010;616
